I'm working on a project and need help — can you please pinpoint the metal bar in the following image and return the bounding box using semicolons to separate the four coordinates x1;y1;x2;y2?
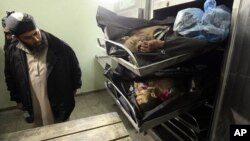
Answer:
97;38;139;67
167;120;197;141
104;81;139;126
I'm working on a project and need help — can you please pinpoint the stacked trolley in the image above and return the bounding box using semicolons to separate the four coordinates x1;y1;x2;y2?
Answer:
96;0;234;140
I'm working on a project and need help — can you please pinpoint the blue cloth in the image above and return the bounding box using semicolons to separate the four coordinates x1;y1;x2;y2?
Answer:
202;5;231;42
173;5;231;43
173;8;206;41
204;0;217;12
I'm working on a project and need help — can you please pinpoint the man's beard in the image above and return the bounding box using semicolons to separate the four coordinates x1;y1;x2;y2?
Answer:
23;39;47;55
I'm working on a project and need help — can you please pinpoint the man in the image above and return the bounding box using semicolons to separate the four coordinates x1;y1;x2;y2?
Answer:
5;12;82;126
2;12;21;111
2;11;15;51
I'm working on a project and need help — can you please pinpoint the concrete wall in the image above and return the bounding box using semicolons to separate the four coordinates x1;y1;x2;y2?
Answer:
0;0;115;109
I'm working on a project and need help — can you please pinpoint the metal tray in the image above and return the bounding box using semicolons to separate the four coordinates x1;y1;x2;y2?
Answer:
97;38;190;76
104;79;206;132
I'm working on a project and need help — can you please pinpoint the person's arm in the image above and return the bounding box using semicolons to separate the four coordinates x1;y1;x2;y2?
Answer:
67;47;82;93
4;46;22;104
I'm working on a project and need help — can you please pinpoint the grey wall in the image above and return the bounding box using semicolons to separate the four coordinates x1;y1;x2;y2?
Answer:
0;0;115;109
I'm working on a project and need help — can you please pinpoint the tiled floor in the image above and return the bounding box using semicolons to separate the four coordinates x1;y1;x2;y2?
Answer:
0;90;154;141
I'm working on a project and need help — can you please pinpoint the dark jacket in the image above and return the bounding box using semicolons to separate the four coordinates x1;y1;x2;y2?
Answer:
5;30;82;121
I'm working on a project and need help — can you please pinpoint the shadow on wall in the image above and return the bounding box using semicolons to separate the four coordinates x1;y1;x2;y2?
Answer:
0;48;15;109
94;58;106;91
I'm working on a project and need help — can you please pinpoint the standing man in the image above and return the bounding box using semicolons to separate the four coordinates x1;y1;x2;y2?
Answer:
5;12;82;126
2;12;14;51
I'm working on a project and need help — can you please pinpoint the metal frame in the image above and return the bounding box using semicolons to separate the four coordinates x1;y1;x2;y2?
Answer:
104;81;140;131
165;119;198;141
209;0;242;140
175;113;201;133
139;99;205;132
97;37;190;76
97;37;139;66
104;78;206;132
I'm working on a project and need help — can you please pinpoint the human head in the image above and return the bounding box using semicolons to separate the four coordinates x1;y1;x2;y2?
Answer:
2;11;14;40
5;12;42;48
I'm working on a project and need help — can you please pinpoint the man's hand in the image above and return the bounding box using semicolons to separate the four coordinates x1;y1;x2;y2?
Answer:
138;39;165;52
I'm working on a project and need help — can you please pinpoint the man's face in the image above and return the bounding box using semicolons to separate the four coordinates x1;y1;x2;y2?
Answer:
18;28;42;47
